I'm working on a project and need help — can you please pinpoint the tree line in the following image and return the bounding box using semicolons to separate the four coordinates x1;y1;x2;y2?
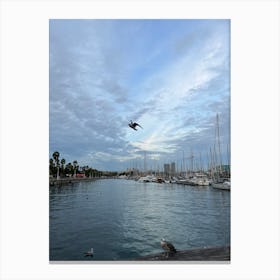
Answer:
49;151;117;179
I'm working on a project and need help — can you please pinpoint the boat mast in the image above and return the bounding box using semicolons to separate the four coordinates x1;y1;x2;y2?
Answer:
216;113;223;174
209;147;214;180
182;150;185;177
144;151;147;175
227;143;230;178
190;149;194;175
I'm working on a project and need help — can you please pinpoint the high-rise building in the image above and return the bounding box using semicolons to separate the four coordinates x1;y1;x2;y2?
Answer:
170;162;176;175
164;163;170;175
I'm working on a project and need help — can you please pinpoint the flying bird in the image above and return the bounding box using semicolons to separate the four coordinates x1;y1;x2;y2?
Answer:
160;238;177;257
84;248;94;257
128;120;143;131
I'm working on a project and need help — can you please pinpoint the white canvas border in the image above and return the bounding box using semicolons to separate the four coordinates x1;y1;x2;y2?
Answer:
0;0;279;279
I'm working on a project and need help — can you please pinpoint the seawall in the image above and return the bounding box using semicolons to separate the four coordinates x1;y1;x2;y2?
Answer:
136;245;230;261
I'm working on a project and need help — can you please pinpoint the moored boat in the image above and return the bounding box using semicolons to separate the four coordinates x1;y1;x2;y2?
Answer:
212;180;230;191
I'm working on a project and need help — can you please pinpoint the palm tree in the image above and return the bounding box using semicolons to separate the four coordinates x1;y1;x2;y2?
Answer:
73;160;78;177
52;151;60;179
49;158;55;176
61;158;66;177
65;162;73;176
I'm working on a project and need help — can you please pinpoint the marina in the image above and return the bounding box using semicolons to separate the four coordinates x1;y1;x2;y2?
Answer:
49;20;231;263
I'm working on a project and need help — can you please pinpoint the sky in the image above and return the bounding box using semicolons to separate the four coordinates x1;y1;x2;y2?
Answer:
49;19;230;171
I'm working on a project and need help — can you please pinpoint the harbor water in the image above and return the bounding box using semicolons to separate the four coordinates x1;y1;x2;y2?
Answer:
49;179;230;261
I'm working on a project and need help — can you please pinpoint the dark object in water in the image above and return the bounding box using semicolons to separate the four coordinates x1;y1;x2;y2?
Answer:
84;248;94;257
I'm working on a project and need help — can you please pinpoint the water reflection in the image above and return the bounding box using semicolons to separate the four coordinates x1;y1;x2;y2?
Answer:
50;179;230;260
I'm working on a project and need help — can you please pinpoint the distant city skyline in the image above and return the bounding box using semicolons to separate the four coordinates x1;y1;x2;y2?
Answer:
50;19;230;171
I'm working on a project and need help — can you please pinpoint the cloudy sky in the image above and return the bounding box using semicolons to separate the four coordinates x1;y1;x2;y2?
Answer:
49;19;230;171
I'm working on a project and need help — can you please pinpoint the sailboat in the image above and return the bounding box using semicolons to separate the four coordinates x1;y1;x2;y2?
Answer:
212;180;230;190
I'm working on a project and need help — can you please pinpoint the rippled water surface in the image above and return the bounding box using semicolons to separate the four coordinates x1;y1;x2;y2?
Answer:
49;179;230;260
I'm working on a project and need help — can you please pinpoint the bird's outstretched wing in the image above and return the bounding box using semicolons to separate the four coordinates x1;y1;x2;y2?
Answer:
134;123;143;129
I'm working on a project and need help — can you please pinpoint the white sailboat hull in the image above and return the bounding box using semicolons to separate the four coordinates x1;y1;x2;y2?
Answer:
212;181;230;191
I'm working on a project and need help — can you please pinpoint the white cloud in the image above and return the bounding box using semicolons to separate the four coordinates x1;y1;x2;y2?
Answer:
124;30;229;157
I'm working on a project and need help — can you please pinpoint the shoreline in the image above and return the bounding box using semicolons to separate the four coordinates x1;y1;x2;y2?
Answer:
49;177;97;186
49;176;121;186
49;246;230;262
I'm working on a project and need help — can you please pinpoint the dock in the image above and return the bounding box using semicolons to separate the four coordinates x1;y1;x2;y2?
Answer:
136;245;230;261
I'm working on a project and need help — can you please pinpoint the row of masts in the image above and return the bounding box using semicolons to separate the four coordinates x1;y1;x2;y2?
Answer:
125;149;229;176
